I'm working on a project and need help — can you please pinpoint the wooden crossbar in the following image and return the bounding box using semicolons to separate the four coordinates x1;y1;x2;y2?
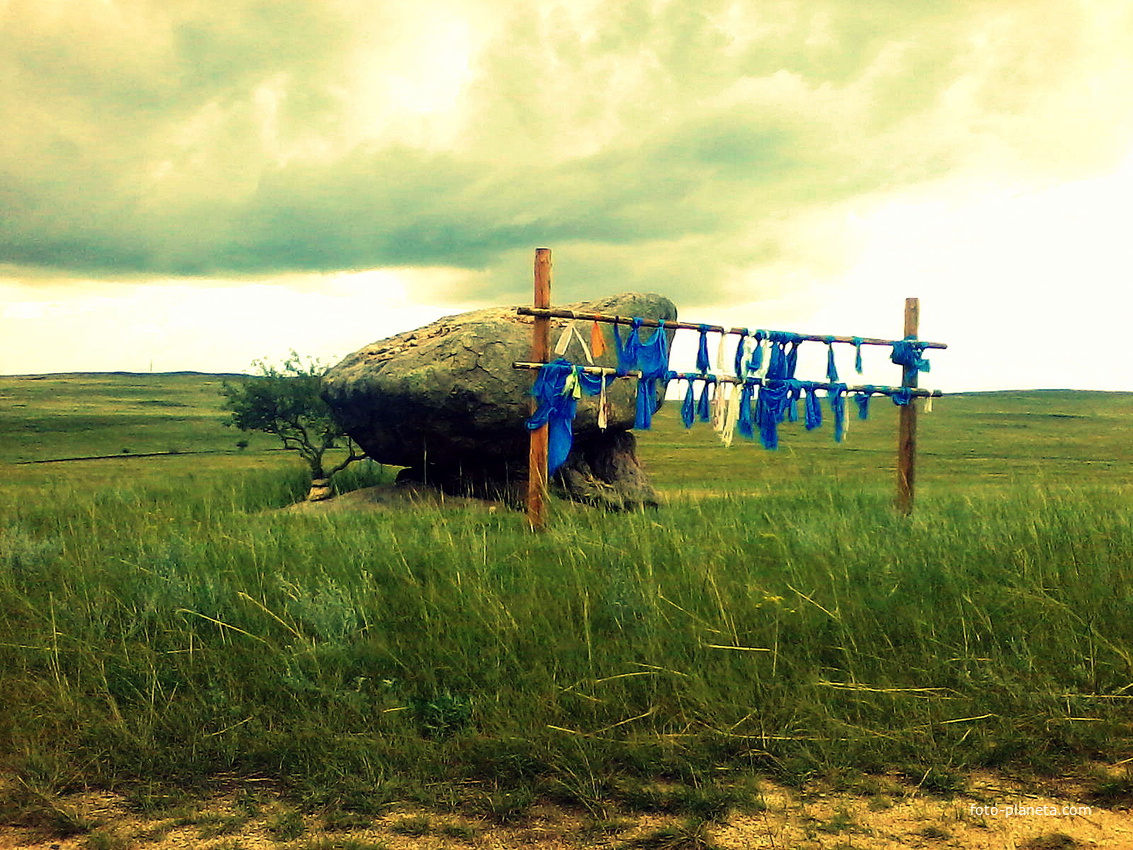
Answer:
522;248;944;528
516;306;948;350
512;362;943;398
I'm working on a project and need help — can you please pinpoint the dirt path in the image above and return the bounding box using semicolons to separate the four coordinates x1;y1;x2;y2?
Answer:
3;771;1132;849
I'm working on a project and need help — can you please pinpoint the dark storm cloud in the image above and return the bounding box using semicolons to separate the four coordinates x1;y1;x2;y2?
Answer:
2;0;1131;300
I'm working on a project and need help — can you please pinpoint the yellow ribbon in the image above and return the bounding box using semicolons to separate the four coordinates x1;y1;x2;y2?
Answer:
562;368;583;399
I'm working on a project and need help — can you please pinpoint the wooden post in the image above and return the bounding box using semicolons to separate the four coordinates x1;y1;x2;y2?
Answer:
896;297;919;515
527;248;552;530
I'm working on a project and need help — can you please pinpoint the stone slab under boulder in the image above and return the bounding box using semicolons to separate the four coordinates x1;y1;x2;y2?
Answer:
280;482;502;515
321;293;677;510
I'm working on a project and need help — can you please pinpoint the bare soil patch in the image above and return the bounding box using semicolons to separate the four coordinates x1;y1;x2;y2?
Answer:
280;482;505;514
4;772;1132;849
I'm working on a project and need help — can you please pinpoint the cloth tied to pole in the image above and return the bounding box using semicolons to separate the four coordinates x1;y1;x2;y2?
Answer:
804;383;823;431
890;336;931;380
737;381;755;438
891;386;914;406
851;337;864;374
749;330;766;374
765;331;802;380
697;376;715;422
733;328;749;379
755;380;790;449
526;358;606;473
828;383;847;442
696;325;712;373
590;321;607;358
855;385;879;420
681;378;696;428
614;317;671;429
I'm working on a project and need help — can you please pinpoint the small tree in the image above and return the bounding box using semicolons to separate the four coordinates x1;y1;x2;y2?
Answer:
221;353;364;501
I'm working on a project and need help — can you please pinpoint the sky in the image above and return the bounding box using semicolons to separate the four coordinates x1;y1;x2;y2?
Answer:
2;0;1132;391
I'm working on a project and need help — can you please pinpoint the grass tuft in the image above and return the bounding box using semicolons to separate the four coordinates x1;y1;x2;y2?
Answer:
298;839;390;850
265;809;306;841
388;814;432;836
621;818;718;849
83;827;133;850
1019;833;1080;850
1087;767;1133;805
0;781;99;837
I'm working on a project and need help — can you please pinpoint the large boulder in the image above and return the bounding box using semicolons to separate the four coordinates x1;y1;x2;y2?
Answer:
321;293;678;509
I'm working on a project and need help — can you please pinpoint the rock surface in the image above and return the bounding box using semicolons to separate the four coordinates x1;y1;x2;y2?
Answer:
321;293;678;509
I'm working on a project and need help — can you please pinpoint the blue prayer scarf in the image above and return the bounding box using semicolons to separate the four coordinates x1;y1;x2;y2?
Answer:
526;359;606;473
697;377;714;422
825;337;839;383
613;318;671;429
681;379;696;428
890;336;931;381
755;380;791;449
786;383;800;423
748;330;765;373
733;329;749;379
804;384;822;431
738;381;755;438
854;386;878;420
851;337;864;373
828;383;847;442
765;331;801;380
696;325;711;374
891;387;914;406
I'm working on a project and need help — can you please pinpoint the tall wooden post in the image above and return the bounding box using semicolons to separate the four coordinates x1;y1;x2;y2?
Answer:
896;297;919;515
527;248;552;530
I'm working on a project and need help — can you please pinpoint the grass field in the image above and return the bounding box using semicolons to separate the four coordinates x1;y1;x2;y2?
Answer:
2;373;1132;827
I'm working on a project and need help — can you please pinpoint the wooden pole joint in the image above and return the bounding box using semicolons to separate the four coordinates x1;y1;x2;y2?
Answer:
896;297;920;516
526;248;552;531
520;250;938;528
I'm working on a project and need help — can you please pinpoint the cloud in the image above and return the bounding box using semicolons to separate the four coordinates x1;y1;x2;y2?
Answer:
2;0;1132;307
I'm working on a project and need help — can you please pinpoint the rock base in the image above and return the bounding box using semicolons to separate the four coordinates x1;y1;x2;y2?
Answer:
557;429;660;511
306;478;333;501
320;292;677;510
393;429;659;512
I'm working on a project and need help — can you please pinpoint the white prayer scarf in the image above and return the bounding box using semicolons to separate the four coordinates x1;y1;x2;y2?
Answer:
598;376;608;429
712;381;728;431
720;383;741;447
553;323;594;364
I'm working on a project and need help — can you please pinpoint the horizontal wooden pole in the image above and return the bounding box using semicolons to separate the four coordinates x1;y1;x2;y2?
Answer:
514;361;643;379
511;362;943;398
515;307;948;350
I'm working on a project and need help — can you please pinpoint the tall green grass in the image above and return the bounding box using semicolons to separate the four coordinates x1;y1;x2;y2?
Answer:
0;373;269;463
3;467;1131;807
3;377;1133;811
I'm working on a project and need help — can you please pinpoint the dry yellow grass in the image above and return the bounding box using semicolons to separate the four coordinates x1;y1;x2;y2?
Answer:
3;772;1132;850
